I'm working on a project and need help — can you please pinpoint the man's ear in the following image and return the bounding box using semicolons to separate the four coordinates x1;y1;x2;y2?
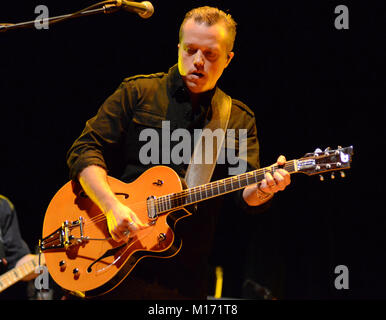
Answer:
225;51;234;68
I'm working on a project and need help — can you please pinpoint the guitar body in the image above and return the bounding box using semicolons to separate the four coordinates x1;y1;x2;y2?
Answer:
42;166;187;297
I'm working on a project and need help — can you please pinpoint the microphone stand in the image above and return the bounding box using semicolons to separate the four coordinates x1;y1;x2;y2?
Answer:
0;1;122;32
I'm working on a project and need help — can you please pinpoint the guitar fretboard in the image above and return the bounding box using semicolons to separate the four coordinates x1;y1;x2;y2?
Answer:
0;257;39;292
155;160;297;213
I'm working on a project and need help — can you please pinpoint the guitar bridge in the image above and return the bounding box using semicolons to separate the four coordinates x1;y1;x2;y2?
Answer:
40;217;85;251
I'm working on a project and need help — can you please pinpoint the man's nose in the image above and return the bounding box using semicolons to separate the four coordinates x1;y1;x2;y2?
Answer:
193;50;204;68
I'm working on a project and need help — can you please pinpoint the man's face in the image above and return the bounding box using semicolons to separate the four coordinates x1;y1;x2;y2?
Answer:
178;19;234;94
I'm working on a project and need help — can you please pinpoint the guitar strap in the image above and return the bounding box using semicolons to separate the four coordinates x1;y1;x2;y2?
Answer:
184;88;232;188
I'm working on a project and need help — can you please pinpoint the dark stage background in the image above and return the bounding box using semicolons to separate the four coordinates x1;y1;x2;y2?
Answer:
0;0;385;299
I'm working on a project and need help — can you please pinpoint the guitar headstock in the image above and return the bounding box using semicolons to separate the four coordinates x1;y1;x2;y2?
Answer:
297;146;353;179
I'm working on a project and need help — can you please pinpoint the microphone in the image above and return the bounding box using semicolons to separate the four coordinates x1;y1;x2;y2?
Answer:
119;1;154;19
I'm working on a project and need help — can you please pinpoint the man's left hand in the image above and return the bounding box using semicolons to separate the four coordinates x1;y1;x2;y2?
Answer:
242;155;291;206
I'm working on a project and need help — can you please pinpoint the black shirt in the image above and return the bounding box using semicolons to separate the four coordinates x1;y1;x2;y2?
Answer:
0;195;30;300
66;64;269;299
67;64;261;183
0;195;30;270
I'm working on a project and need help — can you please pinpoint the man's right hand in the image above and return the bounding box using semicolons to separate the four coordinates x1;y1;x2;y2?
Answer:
105;201;146;242
78;165;146;242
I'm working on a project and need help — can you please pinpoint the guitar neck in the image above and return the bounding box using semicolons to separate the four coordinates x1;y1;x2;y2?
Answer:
0;256;41;293
155;160;298;213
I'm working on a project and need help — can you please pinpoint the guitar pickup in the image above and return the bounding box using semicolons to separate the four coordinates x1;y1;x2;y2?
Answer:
146;196;158;220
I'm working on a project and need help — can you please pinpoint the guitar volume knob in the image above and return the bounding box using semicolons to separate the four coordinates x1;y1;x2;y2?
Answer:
158;233;166;242
59;260;66;271
73;268;80;278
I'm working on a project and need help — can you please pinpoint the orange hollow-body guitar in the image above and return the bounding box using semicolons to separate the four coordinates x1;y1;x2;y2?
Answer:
40;146;353;298
41;166;185;298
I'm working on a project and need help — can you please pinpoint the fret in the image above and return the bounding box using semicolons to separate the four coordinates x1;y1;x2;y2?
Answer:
189;188;194;203
162;195;167;212
167;194;171;211
242;173;248;187
208;184;213;198
249;172;254;185
198;186;202;201
165;193;175;210
156;201;161;214
218;180;225;194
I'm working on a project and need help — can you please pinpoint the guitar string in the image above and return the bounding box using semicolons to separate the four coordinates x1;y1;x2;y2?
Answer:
54;158;345;238
80;158;347;228
44;155;348;241
56;153;343;227
85;159;344;227
78;161;297;228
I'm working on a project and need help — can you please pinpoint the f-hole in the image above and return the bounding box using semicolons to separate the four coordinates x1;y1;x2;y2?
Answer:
79;191;129;199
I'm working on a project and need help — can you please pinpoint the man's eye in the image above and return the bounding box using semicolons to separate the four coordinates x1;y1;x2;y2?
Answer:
205;51;218;60
186;48;196;55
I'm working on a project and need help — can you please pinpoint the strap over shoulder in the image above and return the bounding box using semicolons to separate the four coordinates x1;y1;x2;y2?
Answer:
185;89;232;188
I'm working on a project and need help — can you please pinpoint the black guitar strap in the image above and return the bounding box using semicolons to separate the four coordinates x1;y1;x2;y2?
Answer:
185;88;232;188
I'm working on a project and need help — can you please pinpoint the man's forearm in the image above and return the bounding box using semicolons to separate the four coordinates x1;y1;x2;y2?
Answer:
78;165;120;213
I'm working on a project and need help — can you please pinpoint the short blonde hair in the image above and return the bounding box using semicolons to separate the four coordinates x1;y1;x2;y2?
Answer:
179;6;237;52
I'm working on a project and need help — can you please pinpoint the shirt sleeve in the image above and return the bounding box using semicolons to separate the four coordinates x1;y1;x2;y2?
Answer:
66;82;135;181
0;197;30;269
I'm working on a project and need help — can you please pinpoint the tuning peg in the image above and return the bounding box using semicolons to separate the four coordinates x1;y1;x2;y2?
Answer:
314;148;322;154
319;175;324;181
331;172;335;179
340;171;346;178
324;147;331;155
